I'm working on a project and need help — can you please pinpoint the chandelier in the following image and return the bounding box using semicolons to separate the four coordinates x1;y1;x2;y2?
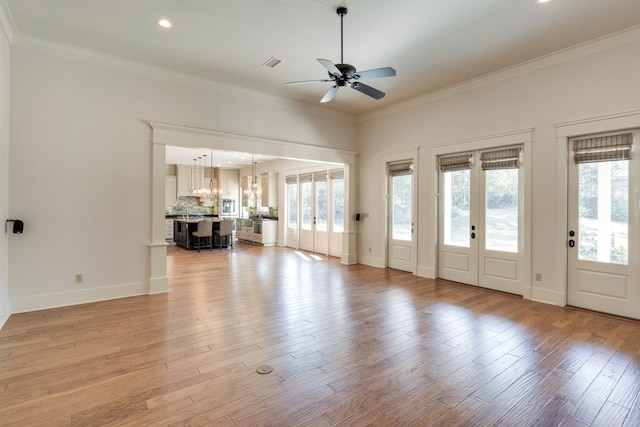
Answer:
192;152;218;204
247;154;260;209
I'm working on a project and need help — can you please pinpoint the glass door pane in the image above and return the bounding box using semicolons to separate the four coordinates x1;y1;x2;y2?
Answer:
578;161;628;264
315;180;328;232
443;170;470;247
332;178;344;233
484;168;519;252
391;174;412;240
301;181;312;230
287;182;297;230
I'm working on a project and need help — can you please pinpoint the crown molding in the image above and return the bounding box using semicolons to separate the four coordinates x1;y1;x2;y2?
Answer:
358;25;640;124
11;33;357;124
0;0;15;43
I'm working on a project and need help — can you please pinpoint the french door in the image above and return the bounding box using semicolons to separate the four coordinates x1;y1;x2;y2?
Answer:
387;160;415;272
297;171;340;255
313;172;329;254
299;174;314;251
567;130;640;319
438;147;525;295
329;171;344;257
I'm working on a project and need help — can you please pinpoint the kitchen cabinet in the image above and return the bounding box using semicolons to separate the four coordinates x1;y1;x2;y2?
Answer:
236;219;277;246
177;165;205;196
241;176;249;207
261;173;278;207
165;176;177;205
219;168;239;199
164;219;174;240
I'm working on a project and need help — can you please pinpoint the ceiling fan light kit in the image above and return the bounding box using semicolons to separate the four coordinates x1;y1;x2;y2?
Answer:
285;6;396;103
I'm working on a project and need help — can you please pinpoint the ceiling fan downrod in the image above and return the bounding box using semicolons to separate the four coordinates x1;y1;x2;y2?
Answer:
337;7;347;65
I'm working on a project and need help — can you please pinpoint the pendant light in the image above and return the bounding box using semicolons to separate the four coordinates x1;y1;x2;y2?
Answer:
208;150;218;204
248;155;259;211
191;158;198;194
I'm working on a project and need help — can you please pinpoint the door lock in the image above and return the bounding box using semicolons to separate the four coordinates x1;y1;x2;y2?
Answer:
568;230;575;247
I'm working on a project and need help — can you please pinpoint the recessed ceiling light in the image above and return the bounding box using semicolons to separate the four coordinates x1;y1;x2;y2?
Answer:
537;0;551;3
158;18;173;28
262;57;282;68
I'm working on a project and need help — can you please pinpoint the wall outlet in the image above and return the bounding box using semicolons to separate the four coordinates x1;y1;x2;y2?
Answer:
368;247;372;253
535;273;542;282
75;273;83;283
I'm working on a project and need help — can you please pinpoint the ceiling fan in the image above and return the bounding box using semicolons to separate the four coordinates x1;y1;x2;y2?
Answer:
285;7;396;103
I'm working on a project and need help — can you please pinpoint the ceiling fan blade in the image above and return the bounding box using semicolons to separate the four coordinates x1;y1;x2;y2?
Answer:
285;79;333;86
317;58;342;76
350;82;385;100
355;66;396;80
320;86;340;103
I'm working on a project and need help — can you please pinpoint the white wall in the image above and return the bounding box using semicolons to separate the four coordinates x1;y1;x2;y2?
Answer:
356;29;640;306
8;41;356;312
6;23;640;317
0;13;10;327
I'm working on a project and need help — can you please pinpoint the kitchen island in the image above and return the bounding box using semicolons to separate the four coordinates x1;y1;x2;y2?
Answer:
173;218;225;250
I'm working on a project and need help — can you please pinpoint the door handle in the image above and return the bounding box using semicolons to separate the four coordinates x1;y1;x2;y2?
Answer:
569;240;575;248
471;232;476;239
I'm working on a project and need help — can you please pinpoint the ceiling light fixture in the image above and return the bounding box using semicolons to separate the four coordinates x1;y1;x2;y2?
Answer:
537;0;551;3
158;18;173;28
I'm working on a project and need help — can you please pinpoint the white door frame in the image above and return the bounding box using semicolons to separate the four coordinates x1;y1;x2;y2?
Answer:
384;148;419;274
556;110;640;307
148;122;359;294
430;129;532;296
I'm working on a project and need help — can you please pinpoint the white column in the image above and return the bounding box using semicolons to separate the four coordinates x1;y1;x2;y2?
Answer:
149;133;169;294
341;162;358;265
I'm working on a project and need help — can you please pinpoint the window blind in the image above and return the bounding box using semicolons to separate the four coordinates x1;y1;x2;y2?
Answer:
573;133;633;164
480;147;521;170
314;172;327;182
329;169;344;180
388;161;413;176
298;174;313;184
285;176;297;185
439;154;472;172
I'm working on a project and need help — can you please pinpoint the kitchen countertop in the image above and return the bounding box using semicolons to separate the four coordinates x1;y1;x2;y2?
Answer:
173;217;220;223
165;214;217;219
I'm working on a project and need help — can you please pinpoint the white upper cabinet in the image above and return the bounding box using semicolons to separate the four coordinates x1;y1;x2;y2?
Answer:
261;173;278;207
219;169;239;199
177;165;205;196
165;176;177;205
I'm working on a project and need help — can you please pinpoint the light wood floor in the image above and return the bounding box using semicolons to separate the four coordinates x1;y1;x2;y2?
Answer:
1;243;640;426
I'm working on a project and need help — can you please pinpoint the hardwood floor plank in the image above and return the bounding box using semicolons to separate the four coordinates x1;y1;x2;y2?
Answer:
0;243;639;425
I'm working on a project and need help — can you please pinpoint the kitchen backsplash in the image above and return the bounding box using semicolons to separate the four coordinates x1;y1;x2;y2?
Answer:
166;196;217;216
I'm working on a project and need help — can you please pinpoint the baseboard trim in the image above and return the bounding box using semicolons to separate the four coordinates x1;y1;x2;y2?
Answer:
10;281;150;314
417;266;436;279
357;255;386;269
528;286;566;306
0;298;10;330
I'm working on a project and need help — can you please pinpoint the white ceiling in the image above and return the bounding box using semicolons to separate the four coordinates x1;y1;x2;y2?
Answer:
3;0;640;165
165;146;280;168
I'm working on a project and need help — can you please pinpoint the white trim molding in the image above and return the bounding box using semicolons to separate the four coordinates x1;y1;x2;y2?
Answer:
555;109;640;308
148;121;361;284
429;128;533;297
